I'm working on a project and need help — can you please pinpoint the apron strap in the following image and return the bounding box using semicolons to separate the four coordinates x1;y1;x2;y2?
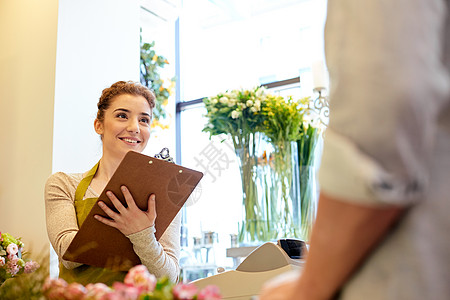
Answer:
60;161;127;285
75;162;99;202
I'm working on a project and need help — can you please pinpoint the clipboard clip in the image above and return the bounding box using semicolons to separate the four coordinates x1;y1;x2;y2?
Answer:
154;147;175;163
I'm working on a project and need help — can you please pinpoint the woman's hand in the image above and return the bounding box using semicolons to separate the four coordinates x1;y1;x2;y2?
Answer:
94;186;156;236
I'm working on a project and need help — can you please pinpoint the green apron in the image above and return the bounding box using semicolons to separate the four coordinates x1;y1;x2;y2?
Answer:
59;163;127;285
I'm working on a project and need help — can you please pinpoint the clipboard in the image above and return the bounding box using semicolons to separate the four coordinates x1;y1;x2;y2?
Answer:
63;150;203;271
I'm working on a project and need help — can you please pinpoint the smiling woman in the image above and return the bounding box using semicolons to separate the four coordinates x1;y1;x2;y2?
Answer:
44;81;182;285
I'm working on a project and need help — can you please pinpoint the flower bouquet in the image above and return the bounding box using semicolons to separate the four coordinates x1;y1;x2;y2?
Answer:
259;95;308;239
203;85;325;243
203;86;269;243
0;231;40;286
42;264;221;300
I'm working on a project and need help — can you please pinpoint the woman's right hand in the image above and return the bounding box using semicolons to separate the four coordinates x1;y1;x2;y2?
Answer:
94;186;157;236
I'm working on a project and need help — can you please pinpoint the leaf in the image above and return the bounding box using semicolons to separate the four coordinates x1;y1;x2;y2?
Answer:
140;35;176;124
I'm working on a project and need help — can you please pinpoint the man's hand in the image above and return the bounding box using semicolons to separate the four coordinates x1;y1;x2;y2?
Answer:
259;270;302;300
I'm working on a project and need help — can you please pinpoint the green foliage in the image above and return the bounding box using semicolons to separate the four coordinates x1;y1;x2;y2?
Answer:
140;277;174;300
140;37;176;128
1;233;23;250
261;95;309;147
297;123;321;167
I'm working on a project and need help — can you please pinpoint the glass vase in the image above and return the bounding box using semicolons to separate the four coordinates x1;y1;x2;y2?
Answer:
234;133;269;244
261;141;300;240
235;136;311;244
298;165;318;242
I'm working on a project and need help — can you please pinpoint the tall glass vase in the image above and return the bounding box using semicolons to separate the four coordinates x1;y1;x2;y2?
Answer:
263;141;300;240
233;132;268;244
296;126;322;242
234;136;305;244
298;165;318;242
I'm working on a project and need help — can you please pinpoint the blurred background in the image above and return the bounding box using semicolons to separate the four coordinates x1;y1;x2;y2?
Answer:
0;0;327;281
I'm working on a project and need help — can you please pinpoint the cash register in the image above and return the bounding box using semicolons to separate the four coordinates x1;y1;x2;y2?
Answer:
192;239;306;300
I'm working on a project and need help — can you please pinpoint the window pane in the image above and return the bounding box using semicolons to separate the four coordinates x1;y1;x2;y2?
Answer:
179;0;327;101
177;0;328;277
179;105;243;269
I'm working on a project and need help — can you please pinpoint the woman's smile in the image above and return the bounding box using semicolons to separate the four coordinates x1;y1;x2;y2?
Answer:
119;136;142;145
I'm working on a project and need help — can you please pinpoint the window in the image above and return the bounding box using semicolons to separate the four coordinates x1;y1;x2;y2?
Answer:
174;0;328;276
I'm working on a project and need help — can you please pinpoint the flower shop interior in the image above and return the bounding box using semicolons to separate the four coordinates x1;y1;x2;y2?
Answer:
0;0;329;298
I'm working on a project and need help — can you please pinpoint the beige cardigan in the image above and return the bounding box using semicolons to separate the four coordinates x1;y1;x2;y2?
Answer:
45;171;181;282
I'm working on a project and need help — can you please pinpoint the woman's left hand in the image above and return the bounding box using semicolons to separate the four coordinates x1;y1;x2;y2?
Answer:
94;185;157;236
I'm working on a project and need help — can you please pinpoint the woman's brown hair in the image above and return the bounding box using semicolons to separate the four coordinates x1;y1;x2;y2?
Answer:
96;81;156;122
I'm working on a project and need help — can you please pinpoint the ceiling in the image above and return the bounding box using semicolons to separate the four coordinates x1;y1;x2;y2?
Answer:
140;0;306;28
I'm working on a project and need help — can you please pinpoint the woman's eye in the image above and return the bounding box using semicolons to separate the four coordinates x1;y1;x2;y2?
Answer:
140;117;150;124
116;113;127;119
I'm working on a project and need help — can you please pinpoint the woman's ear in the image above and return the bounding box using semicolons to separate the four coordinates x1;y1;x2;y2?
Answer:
94;119;104;135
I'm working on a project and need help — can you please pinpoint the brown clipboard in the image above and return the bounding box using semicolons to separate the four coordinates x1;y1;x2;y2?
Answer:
62;151;203;271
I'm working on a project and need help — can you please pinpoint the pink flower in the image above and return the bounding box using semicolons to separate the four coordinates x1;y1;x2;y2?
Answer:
42;277;54;292
172;283;198;300
84;282;113;299
198;285;221;300
63;282;87;300
6;260;20;276
6;243;18;256
124;265;157;293
24;260;40;273
109;282;141;300
42;276;67;292
42;277;68;300
7;253;18;262
0;256;5;267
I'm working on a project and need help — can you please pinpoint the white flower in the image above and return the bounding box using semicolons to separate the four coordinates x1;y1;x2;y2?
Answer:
254;100;261;110
231;110;240;119
303;113;313;125
228;98;237;107
246;100;253;107
219;96;228;104
7;243;18;256
303;113;326;131
256;88;265;97
211;98;218;104
250;107;258;113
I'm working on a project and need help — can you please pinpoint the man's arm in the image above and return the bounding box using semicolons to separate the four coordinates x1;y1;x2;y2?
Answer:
259;192;404;300
295;192;404;299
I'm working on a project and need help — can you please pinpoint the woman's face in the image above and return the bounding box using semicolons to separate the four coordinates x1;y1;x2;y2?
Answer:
94;93;152;161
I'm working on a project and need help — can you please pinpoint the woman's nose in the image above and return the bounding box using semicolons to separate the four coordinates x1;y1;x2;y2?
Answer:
127;119;140;133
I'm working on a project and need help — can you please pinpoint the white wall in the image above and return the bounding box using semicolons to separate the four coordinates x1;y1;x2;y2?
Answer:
0;0;58;256
50;0;141;276
0;0;142;273
53;0;140;173
140;3;178;158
